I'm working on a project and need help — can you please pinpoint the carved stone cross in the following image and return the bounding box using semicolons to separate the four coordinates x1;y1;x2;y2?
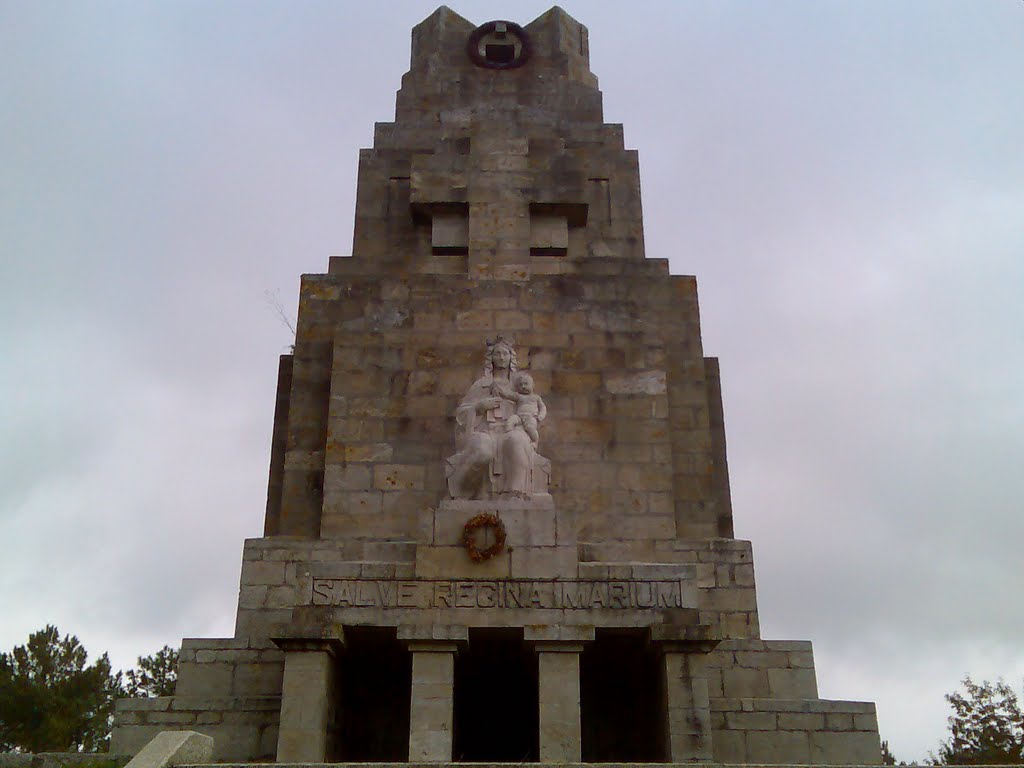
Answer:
411;132;589;280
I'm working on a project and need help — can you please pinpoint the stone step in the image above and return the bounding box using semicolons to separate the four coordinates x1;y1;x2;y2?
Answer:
181;764;917;768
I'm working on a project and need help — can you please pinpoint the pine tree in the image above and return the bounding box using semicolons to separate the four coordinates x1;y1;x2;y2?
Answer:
881;739;898;765
0;626;121;752
123;646;178;698
937;677;1024;765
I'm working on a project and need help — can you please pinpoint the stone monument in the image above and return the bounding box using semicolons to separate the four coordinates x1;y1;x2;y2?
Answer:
112;7;883;765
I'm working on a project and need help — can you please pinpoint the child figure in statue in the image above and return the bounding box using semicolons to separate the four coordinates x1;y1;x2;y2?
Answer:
446;337;551;499
497;371;547;446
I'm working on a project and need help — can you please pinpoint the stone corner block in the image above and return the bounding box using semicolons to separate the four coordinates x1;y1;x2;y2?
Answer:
524;624;595;643
649;621;717;649
271;634;345;655
124;730;214;768
398;623;469;644
115;696;173;713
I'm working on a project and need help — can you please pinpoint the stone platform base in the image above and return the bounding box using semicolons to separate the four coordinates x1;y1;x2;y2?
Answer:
0;756;131;768
110;696;278;761
190;764;892;768
114;694;878;764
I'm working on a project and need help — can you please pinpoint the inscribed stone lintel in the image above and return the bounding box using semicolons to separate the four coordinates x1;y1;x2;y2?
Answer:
310;576;691;611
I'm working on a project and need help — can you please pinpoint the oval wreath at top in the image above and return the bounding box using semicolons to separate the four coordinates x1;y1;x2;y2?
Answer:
462;513;507;562
466;21;531;70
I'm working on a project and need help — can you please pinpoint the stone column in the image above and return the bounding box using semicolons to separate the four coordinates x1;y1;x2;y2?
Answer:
526;626;593;763
400;626;467;762
407;642;458;761
651;626;719;763
272;637;343;762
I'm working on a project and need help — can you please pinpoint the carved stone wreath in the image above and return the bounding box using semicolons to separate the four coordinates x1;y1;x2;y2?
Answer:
466;21;531;70
462;513;507;562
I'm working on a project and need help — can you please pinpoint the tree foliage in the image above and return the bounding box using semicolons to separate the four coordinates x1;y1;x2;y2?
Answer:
0;628;180;753
937;677;1024;765
123;646;178;699
0;626;120;752
881;739;898;765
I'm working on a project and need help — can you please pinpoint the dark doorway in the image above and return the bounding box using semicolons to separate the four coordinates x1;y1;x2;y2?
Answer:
453;628;538;762
336;626;411;761
581;629;663;762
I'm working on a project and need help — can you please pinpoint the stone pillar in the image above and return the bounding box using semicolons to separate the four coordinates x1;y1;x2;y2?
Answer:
400;625;467;762
407;642;458;761
651;626;719;763
535;644;583;762
526;626;593;763
659;650;713;762
272;637;343;762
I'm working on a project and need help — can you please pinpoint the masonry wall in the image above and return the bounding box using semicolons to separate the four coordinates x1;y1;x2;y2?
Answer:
273;259;728;545
230;536;762;643
110;638;284;761
110;696;278;761
0;756;131;768
711;699;881;765
707;639;819;700
268;3;736;547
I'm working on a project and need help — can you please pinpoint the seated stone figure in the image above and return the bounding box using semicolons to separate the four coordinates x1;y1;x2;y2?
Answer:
445;337;549;499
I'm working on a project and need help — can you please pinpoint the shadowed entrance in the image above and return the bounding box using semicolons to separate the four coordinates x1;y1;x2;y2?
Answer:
581;629;663;762
337;627;411;761
454;628;538;761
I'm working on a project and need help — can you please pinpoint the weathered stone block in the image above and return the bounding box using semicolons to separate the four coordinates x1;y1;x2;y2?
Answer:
726;711;777;731
712;729;747;763
810;730;884;765
722;667;770;698
416;545;511;579
855;711;880;731
323;463;371;491
746;729;812;763
174;662;233;699
779;712;827;730
239;561;285;587
122;730;213;767
431;213;468;249
373;463;426;490
769;666;819;698
232;662;283;697
343;443;394;462
510;545;578;578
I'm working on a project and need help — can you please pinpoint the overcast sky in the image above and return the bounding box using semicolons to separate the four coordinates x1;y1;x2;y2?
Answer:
2;1;1022;761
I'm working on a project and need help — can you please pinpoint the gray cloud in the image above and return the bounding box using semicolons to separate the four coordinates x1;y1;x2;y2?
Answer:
1;1;1021;761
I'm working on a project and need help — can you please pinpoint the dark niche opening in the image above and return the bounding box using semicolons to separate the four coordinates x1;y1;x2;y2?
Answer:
336;626;411;761
466;21;531;70
485;43;516;65
454;628;538;762
581;629;664;762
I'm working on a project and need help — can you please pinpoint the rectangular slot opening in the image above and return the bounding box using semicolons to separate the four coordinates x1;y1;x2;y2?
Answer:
581;629;663;762
454;628;538;761
336;626;411;761
485;43;516;64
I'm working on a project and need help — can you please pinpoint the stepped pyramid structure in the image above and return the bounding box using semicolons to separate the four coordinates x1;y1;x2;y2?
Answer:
112;7;882;765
